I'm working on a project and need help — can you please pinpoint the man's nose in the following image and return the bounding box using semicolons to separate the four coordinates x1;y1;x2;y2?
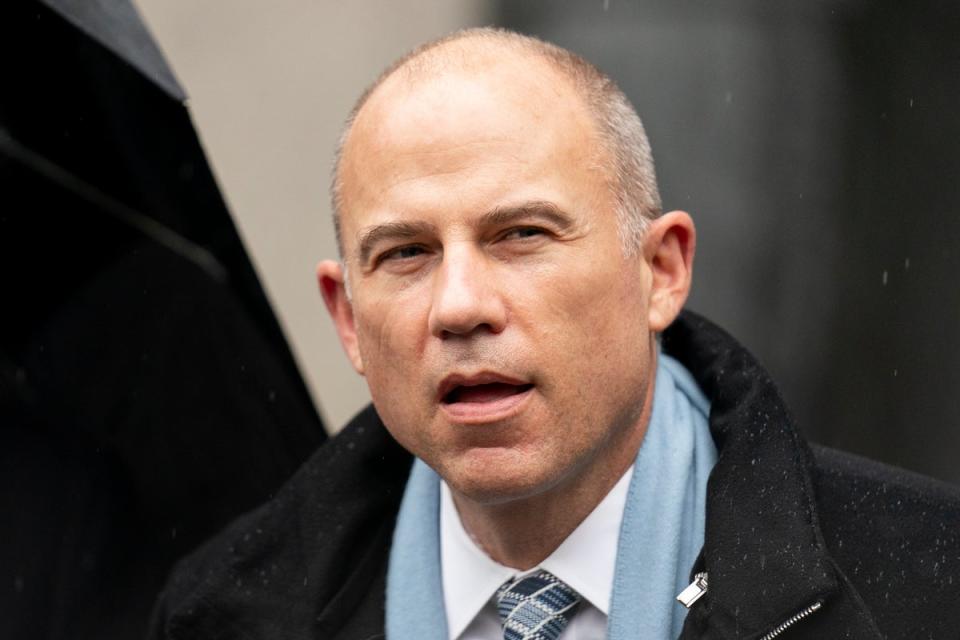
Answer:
428;244;507;339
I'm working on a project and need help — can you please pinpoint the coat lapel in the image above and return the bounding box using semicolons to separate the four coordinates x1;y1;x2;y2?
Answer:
665;312;878;638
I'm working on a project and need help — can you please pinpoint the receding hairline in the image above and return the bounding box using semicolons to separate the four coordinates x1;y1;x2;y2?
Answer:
333;30;603;238
349;28;582;135
331;27;661;258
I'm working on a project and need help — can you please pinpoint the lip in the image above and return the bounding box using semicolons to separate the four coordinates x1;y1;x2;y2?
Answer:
437;371;535;424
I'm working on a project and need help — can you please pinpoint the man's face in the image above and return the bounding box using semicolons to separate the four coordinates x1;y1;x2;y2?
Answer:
329;58;660;504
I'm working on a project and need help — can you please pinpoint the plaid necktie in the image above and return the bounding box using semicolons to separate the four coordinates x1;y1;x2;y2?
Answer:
495;570;582;640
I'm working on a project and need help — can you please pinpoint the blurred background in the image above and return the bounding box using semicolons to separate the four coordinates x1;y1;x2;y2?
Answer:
2;0;957;638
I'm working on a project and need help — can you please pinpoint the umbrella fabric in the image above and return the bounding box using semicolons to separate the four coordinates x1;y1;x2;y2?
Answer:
1;2;327;638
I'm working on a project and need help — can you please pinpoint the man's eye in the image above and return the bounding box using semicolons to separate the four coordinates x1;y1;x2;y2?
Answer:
379;245;426;263
503;227;546;241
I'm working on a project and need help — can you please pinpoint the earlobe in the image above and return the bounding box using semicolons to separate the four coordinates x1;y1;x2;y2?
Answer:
316;260;365;375
644;211;696;332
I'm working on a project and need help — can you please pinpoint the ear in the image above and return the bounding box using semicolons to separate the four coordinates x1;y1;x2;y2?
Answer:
316;260;365;375
642;210;696;332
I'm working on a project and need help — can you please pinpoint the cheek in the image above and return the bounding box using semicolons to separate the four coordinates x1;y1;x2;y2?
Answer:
355;292;428;369
352;291;433;445
526;263;651;409
540;261;648;345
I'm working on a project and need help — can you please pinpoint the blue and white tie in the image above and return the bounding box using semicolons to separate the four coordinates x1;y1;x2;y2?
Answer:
495;570;582;640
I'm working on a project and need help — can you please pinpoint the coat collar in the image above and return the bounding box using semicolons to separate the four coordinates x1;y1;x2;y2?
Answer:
664;311;862;638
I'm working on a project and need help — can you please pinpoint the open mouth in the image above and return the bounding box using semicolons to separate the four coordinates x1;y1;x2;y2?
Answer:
442;382;535;404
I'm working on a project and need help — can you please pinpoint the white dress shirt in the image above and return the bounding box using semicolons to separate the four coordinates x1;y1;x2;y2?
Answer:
440;466;635;640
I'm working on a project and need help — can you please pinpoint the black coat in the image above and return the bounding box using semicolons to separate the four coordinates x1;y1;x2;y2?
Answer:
148;312;960;639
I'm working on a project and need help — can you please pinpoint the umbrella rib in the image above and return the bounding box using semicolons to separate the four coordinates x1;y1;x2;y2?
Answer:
0;126;228;283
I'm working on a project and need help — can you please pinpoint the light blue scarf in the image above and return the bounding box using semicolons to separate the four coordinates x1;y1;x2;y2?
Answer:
386;353;717;639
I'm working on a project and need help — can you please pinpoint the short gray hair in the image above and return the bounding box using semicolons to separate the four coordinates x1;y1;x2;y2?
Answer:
330;27;662;257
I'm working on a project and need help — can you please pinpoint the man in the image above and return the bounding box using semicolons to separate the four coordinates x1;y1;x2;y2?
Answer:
149;28;960;640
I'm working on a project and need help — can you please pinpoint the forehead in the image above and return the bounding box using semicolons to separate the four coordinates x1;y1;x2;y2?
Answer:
372;51;572;128
337;50;608;245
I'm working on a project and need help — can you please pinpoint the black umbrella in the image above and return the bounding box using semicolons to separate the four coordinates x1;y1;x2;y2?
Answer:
1;2;327;638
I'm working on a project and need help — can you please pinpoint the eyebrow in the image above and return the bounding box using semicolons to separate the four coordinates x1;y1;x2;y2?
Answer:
355;200;574;265
480;200;574;231
357;220;437;264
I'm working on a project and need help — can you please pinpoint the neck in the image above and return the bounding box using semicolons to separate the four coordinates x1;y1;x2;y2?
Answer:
450;370;655;570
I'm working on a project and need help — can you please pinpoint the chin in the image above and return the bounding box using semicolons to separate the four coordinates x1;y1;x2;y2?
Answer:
440;449;561;506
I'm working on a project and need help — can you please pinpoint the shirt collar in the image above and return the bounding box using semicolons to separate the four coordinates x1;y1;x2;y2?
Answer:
440;465;634;640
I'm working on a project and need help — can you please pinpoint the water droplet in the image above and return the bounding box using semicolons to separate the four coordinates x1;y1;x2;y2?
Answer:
882;270;888;285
